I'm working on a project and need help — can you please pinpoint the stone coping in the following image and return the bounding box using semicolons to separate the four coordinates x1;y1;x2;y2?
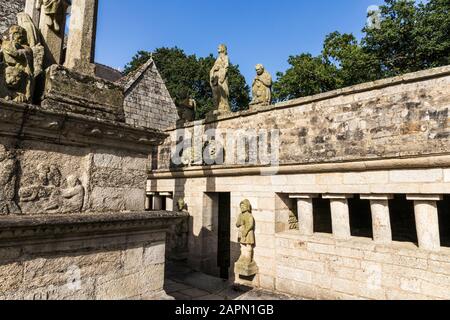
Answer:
167;65;450;131
148;154;450;178
0;211;188;229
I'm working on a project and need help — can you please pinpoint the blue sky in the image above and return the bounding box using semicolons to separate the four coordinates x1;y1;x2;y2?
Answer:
95;0;386;84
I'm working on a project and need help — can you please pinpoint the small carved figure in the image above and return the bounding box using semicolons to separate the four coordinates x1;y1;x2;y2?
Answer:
250;64;272;107
60;175;84;213
37;0;64;32
177;97;197;122
0;145;21;215
210;44;230;112
235;199;258;277
1;25;34;103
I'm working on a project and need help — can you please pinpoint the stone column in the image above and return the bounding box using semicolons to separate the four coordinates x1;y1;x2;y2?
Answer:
65;0;98;76
145;194;152;211
323;194;353;240
25;0;41;25
361;194;393;244
153;194;163;211
407;195;442;251
39;0;70;65
289;194;318;236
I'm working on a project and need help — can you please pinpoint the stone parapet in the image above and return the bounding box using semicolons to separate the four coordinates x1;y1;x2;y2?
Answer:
0;211;187;300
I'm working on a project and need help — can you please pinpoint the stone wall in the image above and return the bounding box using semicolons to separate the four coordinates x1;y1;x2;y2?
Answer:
149;66;450;300
0;212;183;300
120;58;178;131
156;66;450;170
0;0;24;34
275;233;450;300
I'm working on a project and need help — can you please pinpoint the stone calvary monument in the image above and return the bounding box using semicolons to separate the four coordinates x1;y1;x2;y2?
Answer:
0;0;186;300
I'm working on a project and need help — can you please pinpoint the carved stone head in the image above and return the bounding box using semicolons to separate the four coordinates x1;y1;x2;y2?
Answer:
5;66;24;89
240;199;252;214
8;25;28;46
218;44;227;56
66;175;80;188
255;64;265;76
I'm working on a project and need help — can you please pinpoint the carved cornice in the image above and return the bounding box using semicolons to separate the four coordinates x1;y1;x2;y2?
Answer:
0;100;168;152
0;211;189;244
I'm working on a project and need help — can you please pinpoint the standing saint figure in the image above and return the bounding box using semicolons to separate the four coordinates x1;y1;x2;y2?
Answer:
0;146;21;215
210;44;230;112
37;0;63;32
250;64;272;107
235;199;258;277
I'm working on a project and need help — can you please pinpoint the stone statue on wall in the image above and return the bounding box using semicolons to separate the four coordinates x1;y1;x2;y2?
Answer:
210;44;230;113
235;199;258;277
17;12;45;79
37;0;64;32
0;146;21;215
0;25;34;103
177;198;186;212
19;164;84;214
250;64;272;107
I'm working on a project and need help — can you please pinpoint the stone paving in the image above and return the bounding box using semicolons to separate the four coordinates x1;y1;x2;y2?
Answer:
164;262;302;300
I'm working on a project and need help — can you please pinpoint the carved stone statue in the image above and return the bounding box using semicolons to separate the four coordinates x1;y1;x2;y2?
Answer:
210;44;230;112
177;198;186;212
177;97;197;122
1;25;34;103
250;64;272;107
37;0;64;32
60;175;85;213
17;12;45;79
0;146;21;215
235;199;258;277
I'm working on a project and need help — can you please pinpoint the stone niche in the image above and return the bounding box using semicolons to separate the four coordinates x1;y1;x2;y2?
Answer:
0;212;187;300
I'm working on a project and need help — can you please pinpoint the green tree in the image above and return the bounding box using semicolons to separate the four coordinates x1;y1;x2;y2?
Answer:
274;0;450;101
124;47;250;119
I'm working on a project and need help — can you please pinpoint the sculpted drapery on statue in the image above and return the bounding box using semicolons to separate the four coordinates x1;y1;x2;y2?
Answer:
235;199;258;277
0;146;21;216
250;64;272;107
0;25;35;103
37;0;64;32
210;44;230;112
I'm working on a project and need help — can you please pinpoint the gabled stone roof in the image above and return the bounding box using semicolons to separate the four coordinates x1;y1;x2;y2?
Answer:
117;57;155;93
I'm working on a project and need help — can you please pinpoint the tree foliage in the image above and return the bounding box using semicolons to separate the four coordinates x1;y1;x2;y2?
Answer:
274;0;450;102
124;47;250;119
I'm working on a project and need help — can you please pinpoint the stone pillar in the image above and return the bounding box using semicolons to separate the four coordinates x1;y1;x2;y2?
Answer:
361;194;393;244
323;194;353;240
25;0;41;25
153;195;163;211
65;0;98;76
407;195;442;251
289;194;318;236
145;194;152;211
39;0;70;65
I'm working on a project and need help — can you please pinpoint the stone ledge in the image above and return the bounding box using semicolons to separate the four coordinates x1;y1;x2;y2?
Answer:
168;65;450;130
148;154;450;178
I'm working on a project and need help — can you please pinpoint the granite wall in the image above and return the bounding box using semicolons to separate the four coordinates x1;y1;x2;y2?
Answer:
0;0;24;34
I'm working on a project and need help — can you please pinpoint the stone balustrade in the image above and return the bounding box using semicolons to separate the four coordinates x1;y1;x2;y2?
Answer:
290;192;446;252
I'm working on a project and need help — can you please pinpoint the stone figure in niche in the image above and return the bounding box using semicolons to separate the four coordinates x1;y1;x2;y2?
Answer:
0;145;21;215
17;12;45;79
210;44;230;112
235;199;258;277
37;0;64;32
1;25;34;103
177;198;186;212
19;164;84;214
250;64;272;107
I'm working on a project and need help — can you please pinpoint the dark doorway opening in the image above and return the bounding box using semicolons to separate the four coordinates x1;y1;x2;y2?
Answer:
438;195;450;248
313;198;333;234
388;195;418;244
217;193;231;279
349;195;373;238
